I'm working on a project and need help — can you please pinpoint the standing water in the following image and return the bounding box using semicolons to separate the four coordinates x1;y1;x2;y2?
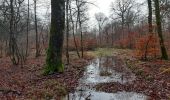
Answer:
64;57;147;100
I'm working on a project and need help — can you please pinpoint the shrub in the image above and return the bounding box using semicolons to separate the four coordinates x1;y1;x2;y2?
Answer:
135;34;160;59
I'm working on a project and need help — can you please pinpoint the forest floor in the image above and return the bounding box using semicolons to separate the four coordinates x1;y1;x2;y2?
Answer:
0;48;170;99
0;51;93;100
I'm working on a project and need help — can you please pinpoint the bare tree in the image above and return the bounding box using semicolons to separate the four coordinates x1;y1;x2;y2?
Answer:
25;0;30;59
2;0;26;65
95;12;108;46
34;0;40;57
110;0;139;39
144;0;153;60
76;0;84;58
75;0;89;58
66;0;70;64
154;0;168;60
69;1;80;58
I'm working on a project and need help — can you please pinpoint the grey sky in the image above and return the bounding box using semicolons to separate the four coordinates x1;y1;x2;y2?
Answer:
88;0;114;17
29;0;147;27
88;0;146;17
87;0;147;27
87;0;114;27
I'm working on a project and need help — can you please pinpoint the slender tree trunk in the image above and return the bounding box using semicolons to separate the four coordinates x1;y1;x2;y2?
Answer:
39;25;45;49
45;0;65;74
111;24;114;47
99;25;101;47
9;0;15;63
144;0;153;60
9;0;19;65
154;0;168;60
148;0;153;34
69;2;80;58
26;0;29;58
121;14;125;39
76;0;84;58
66;0;70;64
78;16;84;58
34;0;40;57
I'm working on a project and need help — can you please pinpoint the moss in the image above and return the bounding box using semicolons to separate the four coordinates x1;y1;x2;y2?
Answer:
44;45;64;75
94;48;113;57
44;62;64;75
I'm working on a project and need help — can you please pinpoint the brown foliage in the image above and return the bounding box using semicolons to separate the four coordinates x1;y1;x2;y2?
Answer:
65;37;97;51
135;34;160;59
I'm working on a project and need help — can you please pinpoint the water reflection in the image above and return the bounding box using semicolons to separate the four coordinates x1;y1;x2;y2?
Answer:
81;57;135;84
65;91;147;100
64;57;147;100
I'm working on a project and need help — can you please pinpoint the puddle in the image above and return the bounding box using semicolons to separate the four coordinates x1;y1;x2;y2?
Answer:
63;57;147;100
65;91;147;100
81;57;136;84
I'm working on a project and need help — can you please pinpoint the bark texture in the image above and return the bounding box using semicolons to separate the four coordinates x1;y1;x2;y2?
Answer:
45;0;65;74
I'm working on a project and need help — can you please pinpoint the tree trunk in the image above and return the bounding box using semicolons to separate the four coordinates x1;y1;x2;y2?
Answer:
78;15;84;58
26;0;29;59
45;0;65;74
76;0;84;58
34;0;40;57
111;24;114;47
9;0;20;65
66;0;70;64
99;25;101;47
148;0;153;34
154;0;168;60
69;2;80;58
144;0;153;60
121;14;125;39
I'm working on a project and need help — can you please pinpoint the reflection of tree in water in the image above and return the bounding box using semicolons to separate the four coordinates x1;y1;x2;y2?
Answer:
99;56;132;83
66;57;141;100
99;56;112;76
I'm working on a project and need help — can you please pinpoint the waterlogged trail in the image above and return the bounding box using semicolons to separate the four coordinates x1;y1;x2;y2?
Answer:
64;56;148;100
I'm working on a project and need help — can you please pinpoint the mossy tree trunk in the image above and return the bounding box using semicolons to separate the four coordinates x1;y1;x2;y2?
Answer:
44;0;65;74
154;0;168;60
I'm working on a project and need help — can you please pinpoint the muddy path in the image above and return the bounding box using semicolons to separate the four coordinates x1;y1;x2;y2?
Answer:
63;56;148;100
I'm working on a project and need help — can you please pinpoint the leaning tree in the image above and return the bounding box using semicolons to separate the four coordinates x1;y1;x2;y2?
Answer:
154;0;168;60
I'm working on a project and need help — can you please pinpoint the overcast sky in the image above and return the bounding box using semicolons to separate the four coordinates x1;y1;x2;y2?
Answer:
88;0;146;16
31;0;147;28
87;0;113;27
86;0;147;27
88;0;114;17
